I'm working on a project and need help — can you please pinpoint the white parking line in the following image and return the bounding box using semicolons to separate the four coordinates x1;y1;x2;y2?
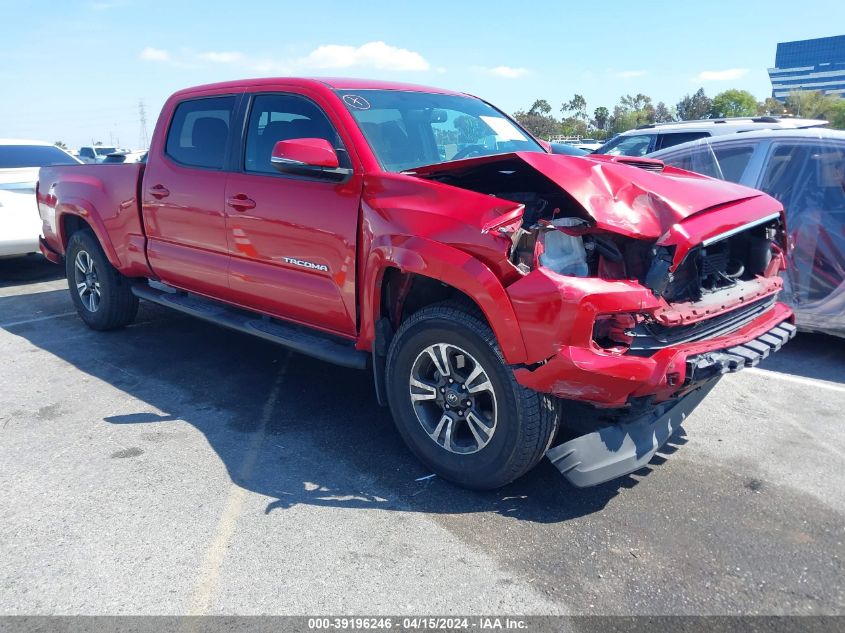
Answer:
0;311;76;327
746;367;845;395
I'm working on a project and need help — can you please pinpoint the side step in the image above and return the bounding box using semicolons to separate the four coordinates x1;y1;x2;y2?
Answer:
132;282;368;370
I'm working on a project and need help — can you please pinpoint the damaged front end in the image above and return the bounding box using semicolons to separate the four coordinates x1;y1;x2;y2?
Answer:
408;151;797;485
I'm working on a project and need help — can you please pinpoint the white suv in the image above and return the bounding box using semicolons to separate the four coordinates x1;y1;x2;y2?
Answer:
595;116;827;157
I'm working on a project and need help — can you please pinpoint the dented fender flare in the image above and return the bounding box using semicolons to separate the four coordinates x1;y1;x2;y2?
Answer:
358;234;528;364
55;200;123;269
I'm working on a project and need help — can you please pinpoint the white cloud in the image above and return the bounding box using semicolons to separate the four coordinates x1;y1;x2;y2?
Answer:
695;68;749;81
139;47;170;62
474;65;530;79
299;41;430;71
199;51;245;64
138;41;434;74
616;70;647;78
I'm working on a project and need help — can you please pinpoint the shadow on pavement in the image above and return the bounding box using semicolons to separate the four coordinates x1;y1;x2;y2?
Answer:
2;290;656;524
758;331;845;384
0;254;63;287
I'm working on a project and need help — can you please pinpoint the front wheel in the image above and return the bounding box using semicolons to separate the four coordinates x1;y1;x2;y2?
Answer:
385;303;559;490
65;229;138;330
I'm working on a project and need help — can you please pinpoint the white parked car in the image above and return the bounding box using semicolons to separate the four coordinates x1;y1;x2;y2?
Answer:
0;139;80;258
595;116;828;157
101;150;147;164
77;145;120;164
569;138;604;152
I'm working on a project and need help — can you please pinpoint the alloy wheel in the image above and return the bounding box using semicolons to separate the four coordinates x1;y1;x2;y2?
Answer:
73;250;101;312
409;343;498;454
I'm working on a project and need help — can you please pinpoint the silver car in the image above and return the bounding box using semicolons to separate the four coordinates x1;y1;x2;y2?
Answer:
650;128;845;338
596;116;827;157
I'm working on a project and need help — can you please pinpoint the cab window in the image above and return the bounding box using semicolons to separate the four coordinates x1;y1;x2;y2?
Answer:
165;96;236;169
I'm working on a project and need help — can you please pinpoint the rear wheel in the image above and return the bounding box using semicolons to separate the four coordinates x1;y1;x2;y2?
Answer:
65;229;138;330
385;302;559;490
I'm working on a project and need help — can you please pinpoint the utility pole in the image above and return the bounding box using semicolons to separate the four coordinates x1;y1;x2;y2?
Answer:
138;99;149;150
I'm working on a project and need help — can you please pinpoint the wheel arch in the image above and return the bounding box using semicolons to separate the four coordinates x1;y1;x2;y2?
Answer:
57;202;122;270
360;235;527;365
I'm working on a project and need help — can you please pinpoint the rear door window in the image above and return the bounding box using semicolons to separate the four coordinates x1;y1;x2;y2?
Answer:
656;131;710;151
710;143;756;182
662;142;757;183
165;96;236;169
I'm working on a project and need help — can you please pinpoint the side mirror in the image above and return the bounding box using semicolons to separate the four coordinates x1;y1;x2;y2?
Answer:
270;138;352;180
538;139;552;153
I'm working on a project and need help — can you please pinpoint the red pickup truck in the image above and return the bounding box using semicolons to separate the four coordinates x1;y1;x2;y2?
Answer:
37;78;795;490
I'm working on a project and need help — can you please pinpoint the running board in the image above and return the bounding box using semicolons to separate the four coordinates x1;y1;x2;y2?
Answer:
132;283;368;370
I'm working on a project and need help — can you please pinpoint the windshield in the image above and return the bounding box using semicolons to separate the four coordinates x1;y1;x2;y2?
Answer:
594;134;655;157
0;145;81;168
336;89;543;172
95;147;118;156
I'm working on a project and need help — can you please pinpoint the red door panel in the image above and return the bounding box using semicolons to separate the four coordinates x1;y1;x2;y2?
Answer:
223;91;362;337
141;92;238;297
225;173;361;336
143;165;230;296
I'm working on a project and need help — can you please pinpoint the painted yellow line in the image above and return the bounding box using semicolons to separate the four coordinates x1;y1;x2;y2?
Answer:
188;354;289;615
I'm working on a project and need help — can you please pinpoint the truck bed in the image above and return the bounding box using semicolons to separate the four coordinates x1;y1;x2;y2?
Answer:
38;163;152;277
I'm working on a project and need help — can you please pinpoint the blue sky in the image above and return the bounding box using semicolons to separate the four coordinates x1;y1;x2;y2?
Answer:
2;0;843;148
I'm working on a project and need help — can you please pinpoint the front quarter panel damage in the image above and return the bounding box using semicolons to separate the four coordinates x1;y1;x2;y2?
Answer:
357;173;529;363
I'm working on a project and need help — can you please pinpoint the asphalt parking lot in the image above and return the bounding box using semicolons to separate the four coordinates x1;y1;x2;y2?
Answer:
1;255;843;616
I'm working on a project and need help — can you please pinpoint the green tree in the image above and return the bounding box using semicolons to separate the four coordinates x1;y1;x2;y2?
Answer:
620;93;652;113
608;94;655;130
827;98;845;129
562;94;588;121
592;106;610;132
711;89;758;118
676;88;712;120
785;90;843;119
653;102;674;123
757;97;785;116
513;99;560;140
54;141;68;150
608;105;640;134
528;99;552;115
560;117;589;137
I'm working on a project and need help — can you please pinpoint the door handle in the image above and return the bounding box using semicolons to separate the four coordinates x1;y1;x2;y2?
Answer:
226;194;256;211
148;184;170;199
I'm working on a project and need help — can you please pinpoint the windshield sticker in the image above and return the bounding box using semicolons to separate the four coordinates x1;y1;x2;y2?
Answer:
479;116;525;141
343;94;371;110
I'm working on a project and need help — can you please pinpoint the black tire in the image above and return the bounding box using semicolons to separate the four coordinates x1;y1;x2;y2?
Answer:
65;229;138;331
385;302;559;490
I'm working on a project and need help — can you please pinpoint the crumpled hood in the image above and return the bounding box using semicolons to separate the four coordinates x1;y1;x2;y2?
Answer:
407;152;770;239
